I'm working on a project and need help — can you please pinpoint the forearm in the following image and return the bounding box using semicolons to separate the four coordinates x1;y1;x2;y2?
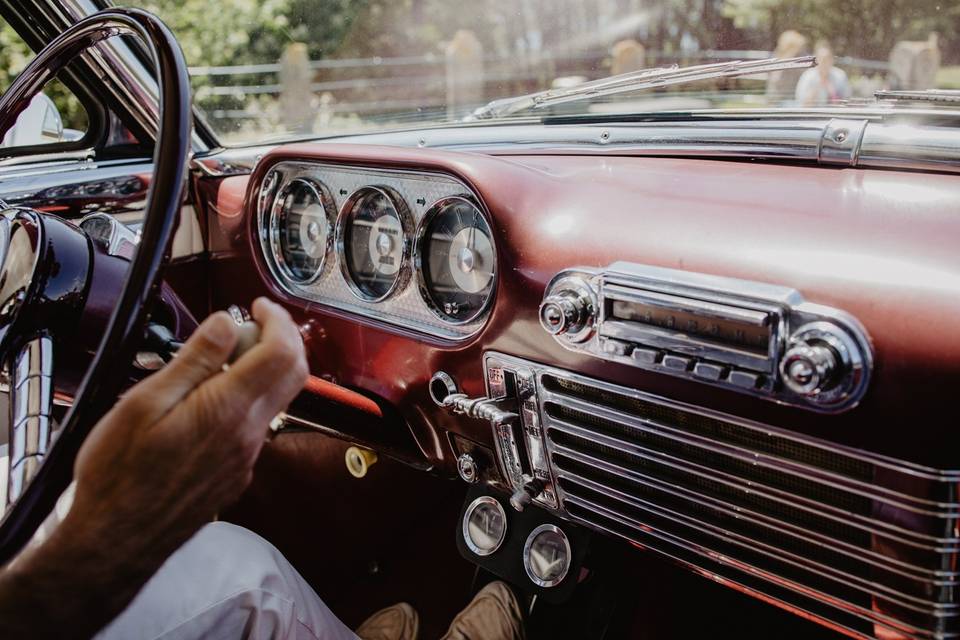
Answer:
0;501;202;640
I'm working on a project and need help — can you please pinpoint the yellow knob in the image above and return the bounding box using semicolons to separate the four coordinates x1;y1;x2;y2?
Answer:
345;446;378;478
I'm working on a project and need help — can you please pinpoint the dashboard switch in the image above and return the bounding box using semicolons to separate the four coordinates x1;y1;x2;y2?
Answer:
631;347;661;365
728;370;761;390
602;338;633;357
510;476;546;512
662;354;693;371
457;453;480;484
693;361;726;381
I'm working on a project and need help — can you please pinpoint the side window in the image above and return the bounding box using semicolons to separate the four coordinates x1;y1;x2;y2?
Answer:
0;19;89;150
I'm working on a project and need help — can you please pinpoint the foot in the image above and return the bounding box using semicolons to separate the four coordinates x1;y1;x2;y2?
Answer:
441;581;525;640
356;602;419;640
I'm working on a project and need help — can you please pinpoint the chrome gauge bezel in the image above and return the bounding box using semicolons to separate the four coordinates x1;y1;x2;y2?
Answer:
336;185;414;303
413;195;498;325
462;495;508;557
254;161;496;340
266;177;338;285
523;523;572;588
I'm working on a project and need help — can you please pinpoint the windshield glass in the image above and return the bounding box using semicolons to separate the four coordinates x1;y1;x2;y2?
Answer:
118;1;957;145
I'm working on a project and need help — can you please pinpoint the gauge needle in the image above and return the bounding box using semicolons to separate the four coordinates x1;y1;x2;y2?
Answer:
533;551;565;575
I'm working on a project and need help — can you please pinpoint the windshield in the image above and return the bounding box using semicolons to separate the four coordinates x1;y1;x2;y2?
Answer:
116;1;957;145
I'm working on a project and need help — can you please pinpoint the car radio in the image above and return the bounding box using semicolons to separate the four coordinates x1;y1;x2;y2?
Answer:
539;262;872;412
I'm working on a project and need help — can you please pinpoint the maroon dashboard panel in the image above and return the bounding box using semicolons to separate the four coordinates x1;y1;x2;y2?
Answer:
204;144;960;472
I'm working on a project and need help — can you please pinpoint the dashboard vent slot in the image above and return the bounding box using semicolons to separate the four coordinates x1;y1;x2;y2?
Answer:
538;371;960;640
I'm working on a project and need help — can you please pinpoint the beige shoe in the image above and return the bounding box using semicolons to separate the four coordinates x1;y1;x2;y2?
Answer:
441;581;525;640
356;602;419;640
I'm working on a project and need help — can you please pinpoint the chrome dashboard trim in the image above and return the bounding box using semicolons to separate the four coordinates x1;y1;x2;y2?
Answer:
256;162;494;340
481;352;960;639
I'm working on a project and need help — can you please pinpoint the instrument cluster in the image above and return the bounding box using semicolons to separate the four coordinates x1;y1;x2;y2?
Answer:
257;162;497;339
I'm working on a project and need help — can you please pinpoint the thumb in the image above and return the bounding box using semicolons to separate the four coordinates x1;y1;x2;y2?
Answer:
114;311;239;426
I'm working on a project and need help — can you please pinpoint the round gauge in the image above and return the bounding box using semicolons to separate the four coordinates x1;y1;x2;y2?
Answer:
338;186;413;301
523;524;571;587
462;496;507;557
415;197;496;323
269;178;336;284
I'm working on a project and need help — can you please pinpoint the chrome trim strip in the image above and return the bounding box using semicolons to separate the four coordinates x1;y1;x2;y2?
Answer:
543;391;958;516
528;358;958;480
550;441;958;581
563;496;953;640
545;412;959;551
557;469;956;613
481;352;960;640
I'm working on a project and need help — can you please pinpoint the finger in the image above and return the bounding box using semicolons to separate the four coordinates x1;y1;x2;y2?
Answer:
166;302;307;446
115;311;240;424
220;298;308;402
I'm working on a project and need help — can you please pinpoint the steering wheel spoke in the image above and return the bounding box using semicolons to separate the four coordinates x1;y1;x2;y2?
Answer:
7;336;54;505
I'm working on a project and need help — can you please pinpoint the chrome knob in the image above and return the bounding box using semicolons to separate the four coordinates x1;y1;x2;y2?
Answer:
509;476;545;512
457;453;479;484
780;342;839;397
539;291;587;336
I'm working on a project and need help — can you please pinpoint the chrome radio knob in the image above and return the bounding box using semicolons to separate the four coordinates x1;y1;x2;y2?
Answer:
539;291;590;336
781;343;839;396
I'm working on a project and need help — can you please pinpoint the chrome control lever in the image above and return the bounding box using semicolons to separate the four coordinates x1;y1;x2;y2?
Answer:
429;371;519;426
440;393;520;426
510;476;545;512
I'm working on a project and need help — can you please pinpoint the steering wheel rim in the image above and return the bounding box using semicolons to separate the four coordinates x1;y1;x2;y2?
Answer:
0;8;191;564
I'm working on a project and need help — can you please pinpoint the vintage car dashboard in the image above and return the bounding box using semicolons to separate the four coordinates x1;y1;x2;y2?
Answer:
202;143;960;640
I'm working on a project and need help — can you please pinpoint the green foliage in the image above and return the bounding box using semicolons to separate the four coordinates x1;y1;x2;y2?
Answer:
0;20;87;132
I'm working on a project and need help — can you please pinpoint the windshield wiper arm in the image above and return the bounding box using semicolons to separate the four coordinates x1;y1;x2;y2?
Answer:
472;56;816;120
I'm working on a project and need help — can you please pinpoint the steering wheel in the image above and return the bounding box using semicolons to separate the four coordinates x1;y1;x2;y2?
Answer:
0;8;191;564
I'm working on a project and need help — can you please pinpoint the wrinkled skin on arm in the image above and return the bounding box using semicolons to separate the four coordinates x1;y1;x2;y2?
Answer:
0;297;309;639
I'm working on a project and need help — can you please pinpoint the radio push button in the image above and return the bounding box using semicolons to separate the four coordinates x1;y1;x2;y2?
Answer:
693;361;726;381
631;347;661;365
602;338;633;357
728;369;762;390
662;354;693;371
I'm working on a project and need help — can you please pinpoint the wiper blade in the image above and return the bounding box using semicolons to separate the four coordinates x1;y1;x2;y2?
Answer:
874;89;960;104
471;56;816;120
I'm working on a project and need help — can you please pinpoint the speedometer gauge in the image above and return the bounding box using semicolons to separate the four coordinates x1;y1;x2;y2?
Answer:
415;197;496;323
338;186;413;301
269;178;336;284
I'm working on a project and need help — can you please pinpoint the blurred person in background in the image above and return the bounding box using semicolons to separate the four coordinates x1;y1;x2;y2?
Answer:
796;41;851;105
765;30;808;104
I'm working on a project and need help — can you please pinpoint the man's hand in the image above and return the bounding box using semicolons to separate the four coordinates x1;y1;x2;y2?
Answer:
73;297;308;535
0;297;308;639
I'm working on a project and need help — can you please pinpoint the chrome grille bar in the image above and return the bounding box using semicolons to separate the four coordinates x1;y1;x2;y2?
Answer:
550;440;956;583
481;352;960;640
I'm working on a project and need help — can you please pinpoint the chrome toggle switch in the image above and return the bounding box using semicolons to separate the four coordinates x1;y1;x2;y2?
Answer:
509;476;545;512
